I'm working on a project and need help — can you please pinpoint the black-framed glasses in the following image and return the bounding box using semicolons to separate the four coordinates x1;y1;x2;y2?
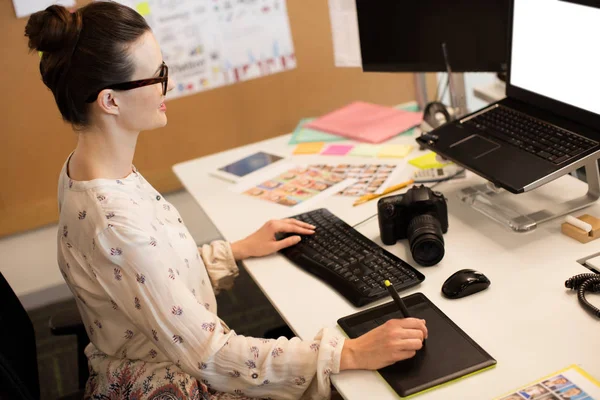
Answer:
85;62;168;103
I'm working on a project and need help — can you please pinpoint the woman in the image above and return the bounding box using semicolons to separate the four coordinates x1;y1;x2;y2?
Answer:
25;2;427;399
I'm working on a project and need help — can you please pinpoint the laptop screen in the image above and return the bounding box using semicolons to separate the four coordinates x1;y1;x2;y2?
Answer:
510;0;600;116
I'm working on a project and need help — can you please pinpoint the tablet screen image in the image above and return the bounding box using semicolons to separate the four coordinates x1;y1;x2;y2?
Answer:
218;152;283;178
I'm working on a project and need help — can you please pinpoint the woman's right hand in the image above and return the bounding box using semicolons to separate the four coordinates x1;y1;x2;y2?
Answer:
339;318;428;371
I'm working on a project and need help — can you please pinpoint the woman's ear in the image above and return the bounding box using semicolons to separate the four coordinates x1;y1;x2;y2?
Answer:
96;89;120;116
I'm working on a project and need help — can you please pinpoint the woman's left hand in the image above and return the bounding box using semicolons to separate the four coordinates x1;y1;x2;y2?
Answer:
230;218;315;260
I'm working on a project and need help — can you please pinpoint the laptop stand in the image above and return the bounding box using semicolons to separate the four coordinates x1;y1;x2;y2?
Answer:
457;160;600;232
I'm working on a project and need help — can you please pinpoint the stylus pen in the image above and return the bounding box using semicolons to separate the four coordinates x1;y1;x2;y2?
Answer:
384;280;411;318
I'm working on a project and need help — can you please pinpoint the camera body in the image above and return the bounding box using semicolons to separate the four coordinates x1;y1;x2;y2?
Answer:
378;185;448;244
378;185;448;266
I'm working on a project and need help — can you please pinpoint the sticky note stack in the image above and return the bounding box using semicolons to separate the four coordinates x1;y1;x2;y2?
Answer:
409;152;453;169
377;144;413;158
293;142;325;155
321;144;354;156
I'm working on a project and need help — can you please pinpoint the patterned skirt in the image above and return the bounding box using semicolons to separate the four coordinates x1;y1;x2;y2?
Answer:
84;346;258;400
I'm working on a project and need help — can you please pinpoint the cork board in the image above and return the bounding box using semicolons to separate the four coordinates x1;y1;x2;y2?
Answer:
0;0;435;237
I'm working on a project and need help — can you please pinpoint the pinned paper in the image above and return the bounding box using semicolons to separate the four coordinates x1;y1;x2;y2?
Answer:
409;152;453;169
293;142;325;155
136;1;151;16
321;144;354;156
378;144;413;158
289;118;346;144
349;144;382;157
12;0;75;18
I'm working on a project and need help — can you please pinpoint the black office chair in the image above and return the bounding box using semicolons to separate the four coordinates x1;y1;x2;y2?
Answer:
0;272;89;400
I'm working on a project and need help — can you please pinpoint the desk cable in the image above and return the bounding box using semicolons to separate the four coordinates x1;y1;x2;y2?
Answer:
565;273;600;318
351;168;466;229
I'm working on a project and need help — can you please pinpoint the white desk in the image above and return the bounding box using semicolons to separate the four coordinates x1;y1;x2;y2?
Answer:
173;132;600;400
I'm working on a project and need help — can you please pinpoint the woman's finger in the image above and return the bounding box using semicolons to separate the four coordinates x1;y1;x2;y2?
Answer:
395;328;425;341
393;318;428;337
395;338;424;352
394;350;418;362
274;221;315;235
283;218;316;230
274;235;302;251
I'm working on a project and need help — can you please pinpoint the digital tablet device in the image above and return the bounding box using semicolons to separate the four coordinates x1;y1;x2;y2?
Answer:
338;292;496;397
210;152;285;183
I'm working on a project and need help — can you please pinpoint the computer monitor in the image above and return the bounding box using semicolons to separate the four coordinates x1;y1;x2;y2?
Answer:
509;0;600;124
355;0;510;73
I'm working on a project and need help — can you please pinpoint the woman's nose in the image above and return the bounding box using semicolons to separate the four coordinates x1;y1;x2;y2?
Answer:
167;76;176;92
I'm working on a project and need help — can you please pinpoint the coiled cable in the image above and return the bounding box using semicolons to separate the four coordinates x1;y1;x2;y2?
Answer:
565;273;600;318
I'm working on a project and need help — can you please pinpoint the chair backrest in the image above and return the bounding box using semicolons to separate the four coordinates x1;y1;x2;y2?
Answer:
0;272;40;400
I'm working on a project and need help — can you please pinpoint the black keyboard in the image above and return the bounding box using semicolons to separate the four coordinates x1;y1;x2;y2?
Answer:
276;208;424;307
463;105;597;165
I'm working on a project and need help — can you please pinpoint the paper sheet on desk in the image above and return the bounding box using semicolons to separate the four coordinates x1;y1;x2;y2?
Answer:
288;118;347;144
328;0;362;67
307;162;406;197
494;364;600;400
12;0;75;18
231;163;355;210
305;102;423;144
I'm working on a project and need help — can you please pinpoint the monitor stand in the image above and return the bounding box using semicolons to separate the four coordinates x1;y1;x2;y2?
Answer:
457;160;600;232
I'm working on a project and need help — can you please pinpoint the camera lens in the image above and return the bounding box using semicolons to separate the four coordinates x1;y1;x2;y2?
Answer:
407;214;445;266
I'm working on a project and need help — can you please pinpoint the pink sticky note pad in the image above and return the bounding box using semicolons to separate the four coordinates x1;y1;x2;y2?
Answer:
306;101;423;144
321;144;354;155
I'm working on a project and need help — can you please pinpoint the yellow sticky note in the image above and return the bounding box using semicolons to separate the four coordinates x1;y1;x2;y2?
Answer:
293;142;325;155
348;144;381;157
378;144;413;158
136;2;151;16
408;152;452;169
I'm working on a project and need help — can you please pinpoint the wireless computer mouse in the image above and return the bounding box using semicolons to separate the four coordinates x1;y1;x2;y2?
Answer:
441;269;490;299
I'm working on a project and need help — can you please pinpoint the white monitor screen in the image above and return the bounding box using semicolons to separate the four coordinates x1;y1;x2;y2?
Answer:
510;0;600;116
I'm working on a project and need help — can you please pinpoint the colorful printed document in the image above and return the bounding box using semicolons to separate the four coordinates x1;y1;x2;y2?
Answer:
233;164;354;208
496;365;600;400
308;163;405;197
305;101;423;144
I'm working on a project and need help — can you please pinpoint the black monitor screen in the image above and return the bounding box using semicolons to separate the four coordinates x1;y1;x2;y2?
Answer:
356;0;509;73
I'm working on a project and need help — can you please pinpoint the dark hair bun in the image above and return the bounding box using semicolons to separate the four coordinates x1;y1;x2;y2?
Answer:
25;5;82;54
25;1;150;126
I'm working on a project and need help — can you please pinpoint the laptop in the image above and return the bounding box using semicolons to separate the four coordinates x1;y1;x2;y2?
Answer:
416;0;600;194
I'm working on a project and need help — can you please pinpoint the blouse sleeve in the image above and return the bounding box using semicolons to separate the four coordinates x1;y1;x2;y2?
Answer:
91;226;345;400
199;240;239;294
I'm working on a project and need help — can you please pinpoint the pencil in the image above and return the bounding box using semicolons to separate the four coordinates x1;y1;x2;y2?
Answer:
352;179;414;206
384;280;411;318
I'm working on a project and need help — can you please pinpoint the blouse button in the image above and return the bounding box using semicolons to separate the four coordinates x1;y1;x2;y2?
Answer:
156;195;161;201
178;218;182;223
251;373;258;379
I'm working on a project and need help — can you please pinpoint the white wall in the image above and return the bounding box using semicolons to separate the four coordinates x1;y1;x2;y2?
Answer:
437;72;498;112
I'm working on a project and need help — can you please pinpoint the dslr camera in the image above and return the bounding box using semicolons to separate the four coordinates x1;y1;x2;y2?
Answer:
378;185;448;266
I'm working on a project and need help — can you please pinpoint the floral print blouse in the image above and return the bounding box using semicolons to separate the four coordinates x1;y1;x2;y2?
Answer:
56;155;344;400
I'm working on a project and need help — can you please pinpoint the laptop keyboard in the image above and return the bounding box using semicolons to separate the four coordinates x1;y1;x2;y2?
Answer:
463;106;597;165
276;208;424;307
